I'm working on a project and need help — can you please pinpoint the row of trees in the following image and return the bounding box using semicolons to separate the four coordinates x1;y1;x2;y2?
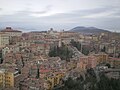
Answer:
70;40;89;55
91;75;120;90
54;70;120;90
0;52;3;64
49;43;73;61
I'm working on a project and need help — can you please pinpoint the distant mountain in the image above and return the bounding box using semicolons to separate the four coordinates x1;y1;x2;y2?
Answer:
70;26;111;34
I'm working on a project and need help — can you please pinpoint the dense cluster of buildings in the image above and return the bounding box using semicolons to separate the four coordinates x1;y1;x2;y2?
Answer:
0;27;120;90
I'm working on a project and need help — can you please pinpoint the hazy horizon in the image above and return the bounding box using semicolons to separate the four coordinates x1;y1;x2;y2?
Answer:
0;0;120;32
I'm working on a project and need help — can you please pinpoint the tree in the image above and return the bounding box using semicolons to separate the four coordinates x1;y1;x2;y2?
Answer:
0;52;3;64
82;47;89;55
70;40;89;55
36;68;39;79
105;63;111;68
54;74;120;90
101;46;106;52
49;45;73;61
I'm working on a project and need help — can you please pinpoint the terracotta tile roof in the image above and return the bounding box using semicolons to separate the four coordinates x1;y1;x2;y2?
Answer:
40;69;51;73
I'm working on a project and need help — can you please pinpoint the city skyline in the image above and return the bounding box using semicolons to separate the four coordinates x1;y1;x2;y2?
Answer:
0;0;120;32
0;1;120;89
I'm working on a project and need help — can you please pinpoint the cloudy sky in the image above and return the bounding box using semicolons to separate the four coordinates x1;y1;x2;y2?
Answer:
0;0;120;32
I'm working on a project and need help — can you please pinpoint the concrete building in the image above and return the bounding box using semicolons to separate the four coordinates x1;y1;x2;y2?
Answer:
1;27;22;37
103;69;120;79
94;53;108;64
1;27;22;45
0;32;9;47
77;55;97;71
46;72;64;88
0;68;21;88
107;57;120;68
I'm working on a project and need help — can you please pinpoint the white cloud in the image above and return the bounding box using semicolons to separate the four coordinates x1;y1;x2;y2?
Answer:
1;0;115;16
82;11;116;18
0;0;120;32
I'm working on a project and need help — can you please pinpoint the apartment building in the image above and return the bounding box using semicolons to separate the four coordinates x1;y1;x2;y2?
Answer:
0;32;9;47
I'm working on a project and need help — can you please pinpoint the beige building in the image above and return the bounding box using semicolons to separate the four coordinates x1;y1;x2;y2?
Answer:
1;27;22;37
94;53;108;64
0;32;9;47
0;69;5;88
0;68;21;88
107;57;120;68
0;27;22;47
1;27;22;45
